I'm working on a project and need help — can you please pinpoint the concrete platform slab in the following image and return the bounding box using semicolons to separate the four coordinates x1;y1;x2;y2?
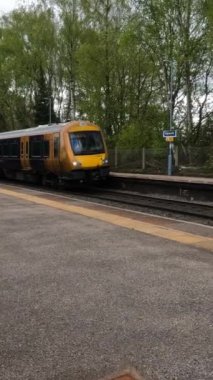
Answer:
111;172;213;185
0;190;213;380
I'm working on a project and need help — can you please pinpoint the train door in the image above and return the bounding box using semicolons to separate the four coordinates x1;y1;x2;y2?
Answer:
20;137;25;170
29;135;44;173
24;137;30;169
43;135;51;173
52;133;60;174
20;137;31;170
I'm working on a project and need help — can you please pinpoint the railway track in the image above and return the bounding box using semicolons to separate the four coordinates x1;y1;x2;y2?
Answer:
70;187;213;225
1;180;213;224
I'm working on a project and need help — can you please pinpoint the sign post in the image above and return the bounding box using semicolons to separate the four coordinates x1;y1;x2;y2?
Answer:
163;130;177;175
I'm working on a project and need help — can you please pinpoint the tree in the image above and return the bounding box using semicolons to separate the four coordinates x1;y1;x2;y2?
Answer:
0;0;212;153
79;0;130;137
34;66;57;125
132;0;213;146
0;2;58;130
54;0;82;121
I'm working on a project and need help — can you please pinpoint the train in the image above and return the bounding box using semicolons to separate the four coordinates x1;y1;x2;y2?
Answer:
0;120;110;184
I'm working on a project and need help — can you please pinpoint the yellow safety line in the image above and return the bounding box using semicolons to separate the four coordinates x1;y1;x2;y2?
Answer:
0;187;212;253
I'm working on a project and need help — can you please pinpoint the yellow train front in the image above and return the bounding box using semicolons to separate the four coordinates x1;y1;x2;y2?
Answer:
59;121;110;181
0;121;110;183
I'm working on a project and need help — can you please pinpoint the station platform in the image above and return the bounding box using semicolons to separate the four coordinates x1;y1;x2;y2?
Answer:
109;172;213;203
0;184;213;380
110;172;213;185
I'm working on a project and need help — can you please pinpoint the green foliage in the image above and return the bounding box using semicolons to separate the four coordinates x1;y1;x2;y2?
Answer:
205;0;213;43
115;105;167;148
0;3;57;129
0;0;212;158
34;66;57;125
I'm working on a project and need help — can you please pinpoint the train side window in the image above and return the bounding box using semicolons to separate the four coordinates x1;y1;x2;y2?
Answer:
31;141;42;157
43;140;49;157
11;142;19;157
3;142;9;156
54;136;59;158
8;140;12;156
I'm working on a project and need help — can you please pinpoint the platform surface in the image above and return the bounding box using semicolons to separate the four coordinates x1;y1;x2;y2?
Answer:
111;172;213;184
0;184;213;380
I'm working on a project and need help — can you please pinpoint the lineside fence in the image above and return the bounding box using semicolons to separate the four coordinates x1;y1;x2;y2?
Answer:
108;146;213;176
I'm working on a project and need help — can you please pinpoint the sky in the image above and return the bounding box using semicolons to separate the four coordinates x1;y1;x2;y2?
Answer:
0;0;32;14
0;0;19;13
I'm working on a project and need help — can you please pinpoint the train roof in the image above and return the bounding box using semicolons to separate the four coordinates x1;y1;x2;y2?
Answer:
0;123;65;139
0;121;97;140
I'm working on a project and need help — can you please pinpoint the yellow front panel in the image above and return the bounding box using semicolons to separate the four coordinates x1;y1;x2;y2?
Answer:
74;153;107;169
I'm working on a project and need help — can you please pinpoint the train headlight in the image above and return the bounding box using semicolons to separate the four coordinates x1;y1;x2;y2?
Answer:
102;159;109;165
72;160;81;168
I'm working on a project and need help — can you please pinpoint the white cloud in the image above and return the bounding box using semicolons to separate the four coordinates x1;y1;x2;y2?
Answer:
0;0;33;14
0;0;20;14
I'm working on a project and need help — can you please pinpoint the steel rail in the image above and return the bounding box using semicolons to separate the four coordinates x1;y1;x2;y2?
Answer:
70;187;213;223
1;179;212;224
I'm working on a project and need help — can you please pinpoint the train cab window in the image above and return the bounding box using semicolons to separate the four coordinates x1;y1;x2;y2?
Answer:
70;131;104;155
54;136;59;158
43;140;49;157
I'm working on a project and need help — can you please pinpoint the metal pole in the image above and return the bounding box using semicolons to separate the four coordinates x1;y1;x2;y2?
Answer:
49;97;51;125
168;142;172;176
174;145;178;168
169;62;173;131
142;147;146;170
168;61;173;176
115;146;118;169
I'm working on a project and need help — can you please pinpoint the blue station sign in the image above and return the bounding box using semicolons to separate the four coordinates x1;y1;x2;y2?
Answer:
163;130;177;138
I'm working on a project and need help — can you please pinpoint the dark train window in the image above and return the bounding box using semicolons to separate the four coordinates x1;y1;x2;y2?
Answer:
3;142;9;156
43;140;49;157
54;136;59;158
70;131;104;155
0;139;19;157
11;142;19;157
31;141;42;157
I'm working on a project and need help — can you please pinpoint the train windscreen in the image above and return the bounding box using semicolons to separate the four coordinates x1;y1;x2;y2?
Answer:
70;131;104;155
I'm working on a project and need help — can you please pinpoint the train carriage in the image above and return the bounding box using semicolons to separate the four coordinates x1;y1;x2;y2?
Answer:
0;121;110;184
